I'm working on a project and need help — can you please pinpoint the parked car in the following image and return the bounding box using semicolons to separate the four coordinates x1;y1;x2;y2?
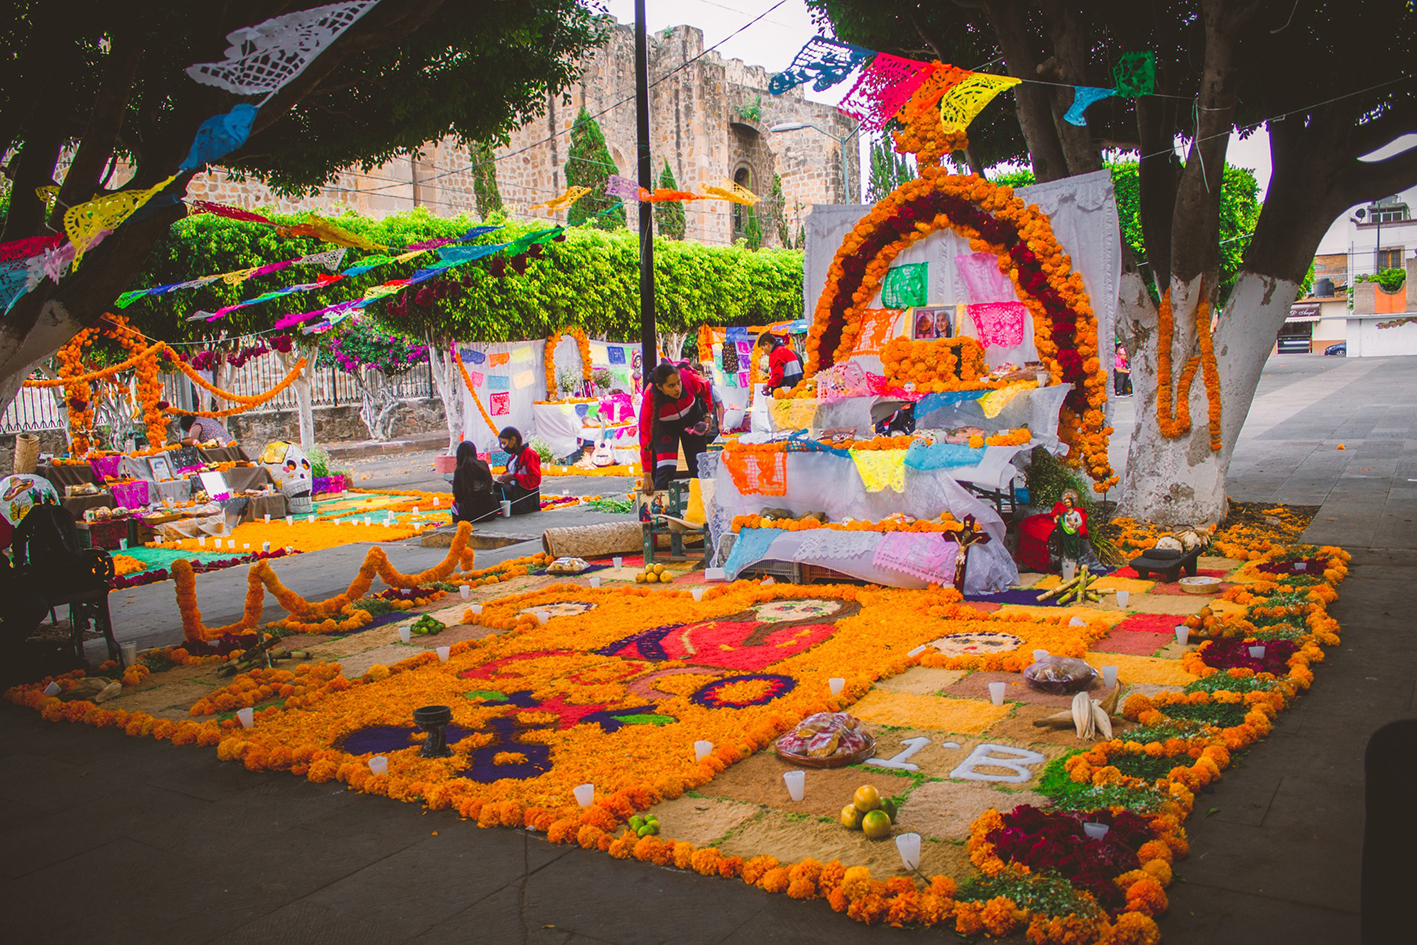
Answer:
1276;335;1311;354
1324;342;1347;356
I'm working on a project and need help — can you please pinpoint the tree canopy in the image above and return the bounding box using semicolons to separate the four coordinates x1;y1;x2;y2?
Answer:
0;0;609;407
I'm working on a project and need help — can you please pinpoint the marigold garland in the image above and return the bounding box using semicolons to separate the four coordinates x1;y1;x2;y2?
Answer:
169;357;307;418
454;346;499;431
544;327;593;401
173;523;480;642
1156;288;1221;450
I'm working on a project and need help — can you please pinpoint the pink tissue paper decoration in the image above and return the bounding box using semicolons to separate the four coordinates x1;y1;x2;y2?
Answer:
604;175;645;202
837;55;934;132
955;252;1018;304
967;302;1028;350
873;531;959;585
489;392;510;416
88;455;123;483
110;480;151;510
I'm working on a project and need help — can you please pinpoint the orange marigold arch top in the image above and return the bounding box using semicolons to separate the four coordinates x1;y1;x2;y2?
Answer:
801;70;1114;490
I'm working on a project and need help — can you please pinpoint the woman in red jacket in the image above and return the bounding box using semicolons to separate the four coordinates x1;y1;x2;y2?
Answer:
639;362;713;495
494;426;542;515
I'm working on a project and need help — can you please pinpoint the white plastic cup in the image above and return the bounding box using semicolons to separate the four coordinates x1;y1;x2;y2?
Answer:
1294;561;1308;572
198;536;206;547
242;543;250;550
264;514;270;523
227;540;235;550
364;518;372;526
612;556;623;568
691;587;705;601
1069;616;1086;627
236;707;254;729
121;641;138;666
412;507;420;515
589;576;602;588
782;770;806;802
574;783;595;807
286;515;293;525
1101;666;1119;688
1036;372;1049;387
308;515;315;524
368;756;388;775
1249;645;1266;659
469;603;483;615
383;520;390;528
533;609;550;626
694;740;713;761
908;644;927;657
399;626;412;644
1032;649;1049;663
1083;822;1110;841
1115;589;1130;608
500;499;512;517
1175;626;1190;646
262;541;271;552
436;646;451;662
459;585;471;600
988;681;1007;706
118;538;128;550
43;681;61;697
896;833;922;871
285;547;293;554
829;677;845;696
1061;560;1077;581
433;498;441;507
705;568;726;582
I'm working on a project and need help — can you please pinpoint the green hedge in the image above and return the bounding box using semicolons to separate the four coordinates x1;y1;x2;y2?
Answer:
123;208;803;343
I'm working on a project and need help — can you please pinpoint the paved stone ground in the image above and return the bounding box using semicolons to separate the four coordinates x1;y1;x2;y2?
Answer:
4;353;1414;943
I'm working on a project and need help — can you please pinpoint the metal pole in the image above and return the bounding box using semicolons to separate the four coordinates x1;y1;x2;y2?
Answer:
840;136;850;204
634;0;656;375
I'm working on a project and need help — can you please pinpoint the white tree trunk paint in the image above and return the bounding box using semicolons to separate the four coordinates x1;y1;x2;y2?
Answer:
426;336;462;454
279;347;317;452
1118;271;1302;525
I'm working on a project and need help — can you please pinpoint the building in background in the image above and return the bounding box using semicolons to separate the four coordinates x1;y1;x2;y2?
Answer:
186;24;860;248
1286;188;1416;353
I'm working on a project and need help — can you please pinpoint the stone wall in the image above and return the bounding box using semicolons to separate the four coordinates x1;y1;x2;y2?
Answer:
2;430;67;476
225;399;448;458
187;24;860;249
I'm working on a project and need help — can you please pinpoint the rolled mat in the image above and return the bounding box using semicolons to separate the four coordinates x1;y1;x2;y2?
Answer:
13;433;39;474
542;522;643;558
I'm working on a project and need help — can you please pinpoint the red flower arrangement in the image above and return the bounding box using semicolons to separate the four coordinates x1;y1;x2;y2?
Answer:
1198;637;1299;675
985;805;1154;911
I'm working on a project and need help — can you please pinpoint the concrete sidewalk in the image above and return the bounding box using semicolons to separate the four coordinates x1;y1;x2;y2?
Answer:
4;354;1414;943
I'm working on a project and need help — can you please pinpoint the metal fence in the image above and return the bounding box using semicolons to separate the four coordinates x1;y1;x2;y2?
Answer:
163;357;435;413
1;355;436;438
0;385;65;435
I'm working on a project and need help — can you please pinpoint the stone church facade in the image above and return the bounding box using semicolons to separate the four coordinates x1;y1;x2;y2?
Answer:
186;24;859;248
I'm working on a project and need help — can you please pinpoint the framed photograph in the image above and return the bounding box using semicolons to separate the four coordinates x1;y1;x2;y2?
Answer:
198;470;231;501
913;305;953;340
912;309;937;341
148;455;173;481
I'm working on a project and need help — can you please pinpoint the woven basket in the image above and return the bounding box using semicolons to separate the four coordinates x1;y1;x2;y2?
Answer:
13;433;39;474
542;522;643;558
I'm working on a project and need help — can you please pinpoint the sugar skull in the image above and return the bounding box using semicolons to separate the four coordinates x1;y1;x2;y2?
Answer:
260;441;312;492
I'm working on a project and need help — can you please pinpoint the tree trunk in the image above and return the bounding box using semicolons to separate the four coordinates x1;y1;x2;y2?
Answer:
279;348;317;452
427;333;462;453
355;368;399;441
1118;270;1302;526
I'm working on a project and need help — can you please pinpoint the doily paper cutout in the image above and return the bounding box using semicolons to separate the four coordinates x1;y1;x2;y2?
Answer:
64;175;177;267
938;73;1021;134
179;104;259;172
849;448;907;493
701;179;760;206
837;54;933;132
186;1;381;97
1113;52;1156;97
604;175;644;202
529;186;591;212
1063;86;1116;126
967;301;1027;349
768;37;872;95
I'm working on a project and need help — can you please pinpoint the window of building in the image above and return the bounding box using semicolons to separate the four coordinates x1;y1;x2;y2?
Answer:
1378;247;1405;271
732;166;752;238
1370;203;1410;224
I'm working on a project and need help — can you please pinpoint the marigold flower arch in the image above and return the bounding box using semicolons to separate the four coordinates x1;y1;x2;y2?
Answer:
801;105;1115;490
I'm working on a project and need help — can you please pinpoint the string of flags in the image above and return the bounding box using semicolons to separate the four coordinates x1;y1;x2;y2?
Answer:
768;36;1158;133
534;174;763;217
